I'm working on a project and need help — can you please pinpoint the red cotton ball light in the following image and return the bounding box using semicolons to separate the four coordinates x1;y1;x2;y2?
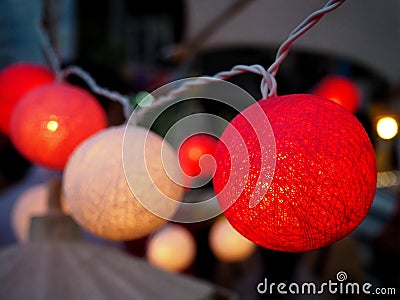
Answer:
213;94;377;252
10;83;107;170
312;75;361;113
0;62;55;134
178;134;218;178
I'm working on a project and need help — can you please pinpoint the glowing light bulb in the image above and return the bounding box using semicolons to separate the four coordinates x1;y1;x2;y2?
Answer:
376;116;398;140
178;134;218;177
189;147;202;161
46;120;59;132
63;125;184;241
312;75;360;113
0;62;54;134
213;94;376;252
135;91;154;107
10;83;107;170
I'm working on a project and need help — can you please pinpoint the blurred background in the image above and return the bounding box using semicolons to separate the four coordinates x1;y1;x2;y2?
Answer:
0;0;399;299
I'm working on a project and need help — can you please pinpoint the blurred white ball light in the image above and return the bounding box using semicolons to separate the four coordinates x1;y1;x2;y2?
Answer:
11;183;69;243
209;217;256;263
11;184;48;243
147;224;196;272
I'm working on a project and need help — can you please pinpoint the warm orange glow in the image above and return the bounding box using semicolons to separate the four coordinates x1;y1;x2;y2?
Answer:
188;147;202;161
329;97;341;105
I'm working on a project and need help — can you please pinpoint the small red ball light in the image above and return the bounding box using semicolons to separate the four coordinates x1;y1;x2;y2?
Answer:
10;83;107;170
213;94;376;252
0;62;55;134
178;134;218;178
312;75;361;113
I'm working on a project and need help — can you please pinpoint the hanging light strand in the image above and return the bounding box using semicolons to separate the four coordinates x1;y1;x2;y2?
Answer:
38;27;133;120
38;0;345;124
61;66;133;120
267;0;345;78
37;24;62;80
129;64;276;125
219;0;346;97
131;0;346;125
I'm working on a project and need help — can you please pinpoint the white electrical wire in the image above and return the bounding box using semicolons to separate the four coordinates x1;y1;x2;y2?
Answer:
38;24;62;80
131;0;346;125
129;64;277;125
61;66;133;120
38;26;134;120
39;0;345;124
268;0;345;77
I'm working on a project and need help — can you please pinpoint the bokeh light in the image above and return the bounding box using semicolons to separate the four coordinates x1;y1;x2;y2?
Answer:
376;116;398;140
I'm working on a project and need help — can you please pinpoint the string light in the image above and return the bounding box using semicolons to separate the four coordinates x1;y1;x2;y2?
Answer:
209;217;256;262
11;183;69;243
0;62;54;134
35;1;346;128
63;126;184;241
61;66;133;120
213;94;376;252
135;91;154;107
9;83;107;170
312;75;361;113
11;184;49;243
376;116;398;140
46;119;59;132
146;224;196;272
129;0;346;126
178;134;218;179
30;0;376;251
377;171;400;188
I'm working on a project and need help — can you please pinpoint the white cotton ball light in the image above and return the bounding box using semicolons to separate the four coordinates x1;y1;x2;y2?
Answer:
11;183;69;243
11;184;48;243
63;125;184;241
146;224;196;273
209;217;256;262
